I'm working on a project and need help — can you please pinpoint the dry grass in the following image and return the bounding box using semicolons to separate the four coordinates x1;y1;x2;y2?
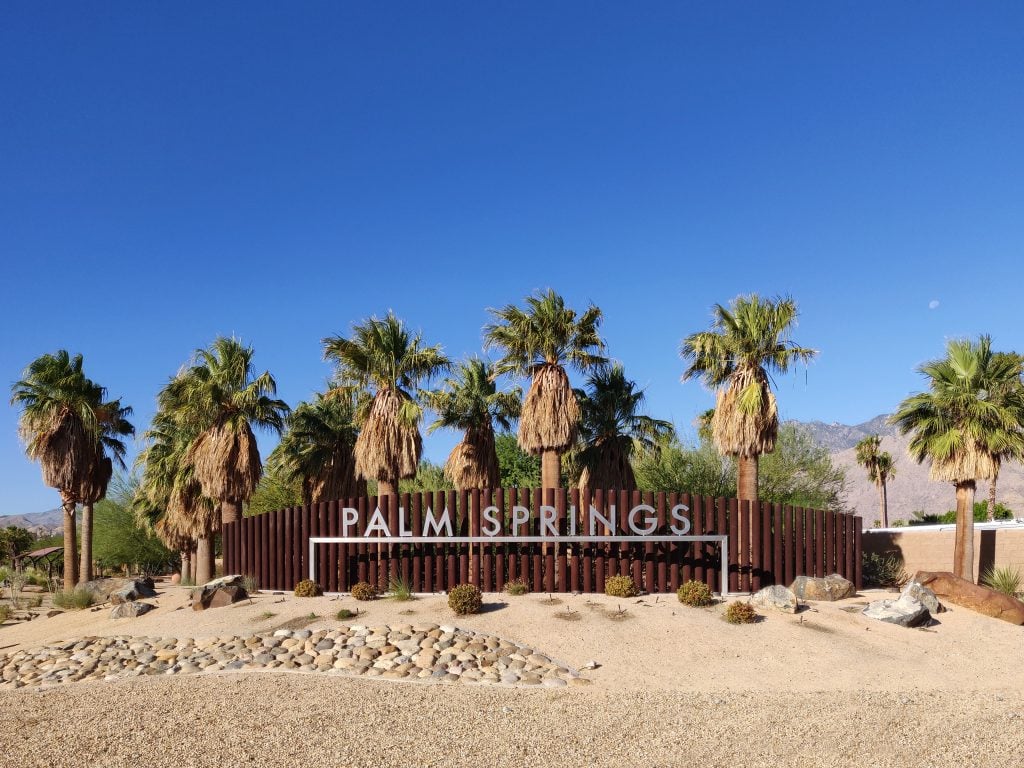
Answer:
355;389;422;483
445;426;499;490
189;422;261;503
518;365;579;454
712;367;778;456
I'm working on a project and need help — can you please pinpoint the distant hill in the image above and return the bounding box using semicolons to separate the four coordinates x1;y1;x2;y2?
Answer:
792;415;1024;526
0;507;64;537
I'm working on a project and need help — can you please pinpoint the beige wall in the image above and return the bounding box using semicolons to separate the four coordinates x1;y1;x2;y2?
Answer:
864;526;1024;582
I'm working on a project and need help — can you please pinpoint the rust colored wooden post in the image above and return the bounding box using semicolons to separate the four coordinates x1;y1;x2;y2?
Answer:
443;490;455;589
494;488;506;591
289;507;299;588
813;508;824;577
470;489;481;588
845;514;856;582
266;511;276;591
433;490;446;592
568;488;580;593
824;510;836;576
654;492;667;593
325;500;337;592
793;506;805;578
281;508;292;590
410;492;422;593
530;488;542;593
316;502;328;589
555;487;568;592
855;518;864;589
749;501;761;592
593;489;606;594
680;493;693;584
714;497;726;592
772;503;784;586
482;490;493;592
456;489;468;585
617;489;630;578
579;487;592;593
668;492;681;591
630;489;643;590
247;514;257;585
727;498;738;593
691;494;704;587
779;505;791;586
641;491;655;593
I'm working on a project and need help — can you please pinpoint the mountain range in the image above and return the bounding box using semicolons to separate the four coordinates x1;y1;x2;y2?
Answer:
0;507;64;537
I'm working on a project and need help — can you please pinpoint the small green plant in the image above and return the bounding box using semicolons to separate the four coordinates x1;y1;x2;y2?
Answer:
677;579;713;607
504;578;529;596
981;565;1022;598
294;579;323;598
336;608;356;620
724;601;758;624
351;582;377;601
27;595;43;609
448;583;483;615
241;574;259;594
307;611;318;619
52;588;95;610
891;519;906;528
256;611;276;621
388;575;413;601
604;574;638;598
0;604;10;622
862;551;908;589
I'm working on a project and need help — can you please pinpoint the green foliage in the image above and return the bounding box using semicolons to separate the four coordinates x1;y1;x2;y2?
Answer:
891;519;907;528
861;552;907;588
0;526;35;563
387;575;414;601
604;574;638;598
336;608;356;620
495;433;541;487
0;604;10;622
981;565;1022;597
241;575;259;594
676;580;713;607
724;601;758;624
504;578;529;596
633;436;734;497
92;494;175;574
351;581;376;601
758;425;848;509
53;588;95;609
398;461;454;493
909;502;1013;526
246;463;303;516
447;583;482;615
294;579;323;597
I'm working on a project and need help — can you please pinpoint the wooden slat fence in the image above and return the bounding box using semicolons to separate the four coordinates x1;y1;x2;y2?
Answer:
223;489;863;593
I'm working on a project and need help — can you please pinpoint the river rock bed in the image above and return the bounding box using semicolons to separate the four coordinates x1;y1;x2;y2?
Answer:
0;624;589;691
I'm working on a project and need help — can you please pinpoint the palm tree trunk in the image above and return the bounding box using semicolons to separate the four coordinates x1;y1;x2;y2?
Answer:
222;499;242;527
60;494;78;592
988;475;998;522
377;479;397;498
953;481;976;582
878;481;888;529
79;502;94;583
541;450;561;490
195;536;214;585
189;549;198;583
737;454;758;503
180;549;191;584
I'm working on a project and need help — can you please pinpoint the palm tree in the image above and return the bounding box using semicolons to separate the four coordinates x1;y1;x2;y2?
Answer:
269;392;365;505
680;294;817;503
10;351;108;591
162;337;289;527
421;358;522;489
485;289;607;489
79;398;135;582
891;336;1024;581
983;352;1024;521
135;409;219;584
855;435;896;528
323;312;450;496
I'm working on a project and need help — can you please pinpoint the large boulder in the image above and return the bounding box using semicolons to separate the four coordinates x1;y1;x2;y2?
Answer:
863;594;931;628
76;578;122;602
901;579;944;614
914;571;1024;625
750;585;799;613
191;576;248;611
109;578;157;605
110;601;154;619
790;574;856;602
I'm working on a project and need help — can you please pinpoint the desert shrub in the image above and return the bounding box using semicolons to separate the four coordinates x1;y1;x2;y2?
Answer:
448;584;482;615
53;588;95;610
677;579;713;607
504;578;529;596
351;582;377;601
981;566;1022;598
24;568;49;588
294;579;323;598
0;604;10;622
724;601;758;624
891;519;906;528
336;608;355;620
604;574;638;598
241;574;259;594
388;576;413;601
862;552;907;589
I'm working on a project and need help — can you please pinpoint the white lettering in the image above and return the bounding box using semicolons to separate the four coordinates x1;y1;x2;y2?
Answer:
364;507;392;537
422;506;454;537
589;504;616;536
569;505;577;536
511;505;530;536
628;504;658;535
482;506;501;536
341;507;358;536
398;507;412;537
540;505;558;536
670;504;691;535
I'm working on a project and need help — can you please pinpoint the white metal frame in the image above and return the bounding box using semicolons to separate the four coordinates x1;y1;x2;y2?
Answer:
309;535;729;596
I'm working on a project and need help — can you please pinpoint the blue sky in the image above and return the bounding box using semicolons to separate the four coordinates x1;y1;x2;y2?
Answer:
2;3;1023;513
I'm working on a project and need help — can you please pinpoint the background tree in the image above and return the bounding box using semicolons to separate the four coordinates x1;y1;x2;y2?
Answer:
92;474;175;576
323;312;449;497
982;352;1024;520
495;433;541;488
891;336;1024;581
758;424;848;510
421;358;521;490
571;364;673;491
485;289;607;489
269;392;364;505
681;294;817;503
11;351;110;590
855;434;896;528
162;337;288;527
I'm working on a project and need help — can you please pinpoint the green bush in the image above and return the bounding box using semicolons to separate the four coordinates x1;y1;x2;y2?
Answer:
677;580;713;607
0;604;10;622
981;566;1022;598
53;588;95;610
388;576;413;601
604;574;638;598
448;584;482;615
862;552;907;589
294;579;323;598
910;502;1014;526
724;601;758;624
351;582;376;601
336;608;356;620
241;574;259;594
504;578;529;596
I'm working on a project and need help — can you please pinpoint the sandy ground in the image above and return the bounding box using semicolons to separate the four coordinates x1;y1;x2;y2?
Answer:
2;583;1023;767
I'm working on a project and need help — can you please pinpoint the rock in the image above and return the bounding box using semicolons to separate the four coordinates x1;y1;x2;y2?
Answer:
76;578;122;602
200;575;245;590
191;581;248;611
862;594;931;627
790;574;856;602
901;580;944;614
110;602;154;619
750;585;799;613
914;571;1024;625
109;578;158;604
